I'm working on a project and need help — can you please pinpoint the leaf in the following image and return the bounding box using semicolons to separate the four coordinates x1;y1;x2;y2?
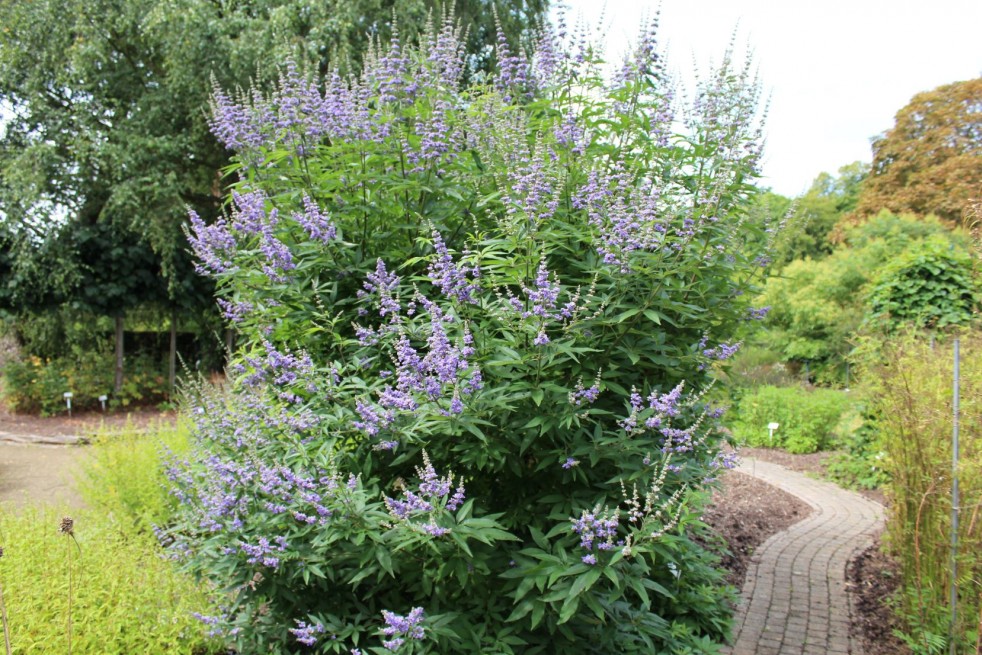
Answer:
530;602;546;629
557;593;580;624
529;527;550;551
514;575;537;602
376;548;394;577
567;566;602;599
613;308;641;323
642;309;662;325
505;600;533;623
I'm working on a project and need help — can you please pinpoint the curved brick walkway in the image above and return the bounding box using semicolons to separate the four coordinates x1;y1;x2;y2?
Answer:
724;457;885;655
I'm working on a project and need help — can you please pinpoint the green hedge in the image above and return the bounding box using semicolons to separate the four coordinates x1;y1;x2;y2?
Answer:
730;385;851;453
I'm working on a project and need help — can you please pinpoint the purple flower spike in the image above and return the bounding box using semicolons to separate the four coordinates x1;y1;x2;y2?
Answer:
381;607;426;651
427;230;479;304
289;620;326;647
293;195;337;244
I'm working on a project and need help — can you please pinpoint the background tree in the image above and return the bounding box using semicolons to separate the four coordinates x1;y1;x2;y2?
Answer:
756;161;868;265
867;234;979;330
744;210;974;384
0;0;550;399
853;77;982;226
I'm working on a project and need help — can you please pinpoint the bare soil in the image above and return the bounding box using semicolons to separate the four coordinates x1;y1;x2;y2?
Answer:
847;537;912;655
0;404;176;440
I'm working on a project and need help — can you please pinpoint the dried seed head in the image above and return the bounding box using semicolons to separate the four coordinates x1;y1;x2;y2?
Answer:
59;517;75;536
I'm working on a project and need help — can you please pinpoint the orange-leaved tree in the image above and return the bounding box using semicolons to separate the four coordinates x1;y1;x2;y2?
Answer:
853;77;981;226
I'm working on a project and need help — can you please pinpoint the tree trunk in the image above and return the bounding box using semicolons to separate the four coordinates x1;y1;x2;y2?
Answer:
114;314;124;394
169;309;177;396
225;328;234;365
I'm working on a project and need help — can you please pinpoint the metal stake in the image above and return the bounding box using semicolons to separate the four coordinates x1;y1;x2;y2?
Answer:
950;338;960;655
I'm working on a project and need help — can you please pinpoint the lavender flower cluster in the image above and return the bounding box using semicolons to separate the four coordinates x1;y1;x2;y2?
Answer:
426;230;480;304
189;189;339;288
289;619;326;647
357;259;402;320
575;167;679;271
354;278;482;439
568;372;602;407
618;382;685;434
234;339;317;403
165;386;360;568
498;260;591;347
209;17;473;166
571;507;621;565
698;336;742;370
384;451;464;537
381;607;426;651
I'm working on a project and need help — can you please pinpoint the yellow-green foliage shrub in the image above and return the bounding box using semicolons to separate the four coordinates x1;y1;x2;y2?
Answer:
79;420;191;534
861;331;982;652
730;385;851;453
0;507;219;654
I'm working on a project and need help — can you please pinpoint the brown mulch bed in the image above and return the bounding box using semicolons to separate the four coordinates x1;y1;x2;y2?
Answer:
847;535;912;655
0;405;176;440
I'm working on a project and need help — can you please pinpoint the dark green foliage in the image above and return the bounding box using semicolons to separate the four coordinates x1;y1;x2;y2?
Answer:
730;385;850;453
167;16;773;655
867;235;980;330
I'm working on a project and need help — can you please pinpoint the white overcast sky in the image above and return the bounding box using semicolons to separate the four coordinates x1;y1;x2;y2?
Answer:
559;0;982;197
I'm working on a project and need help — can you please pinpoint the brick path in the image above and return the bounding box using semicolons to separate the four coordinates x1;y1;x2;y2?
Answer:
724;458;884;655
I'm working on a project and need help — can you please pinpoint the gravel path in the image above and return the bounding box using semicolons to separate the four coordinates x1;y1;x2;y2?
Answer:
0;442;89;508
0;408;173;509
724;457;885;655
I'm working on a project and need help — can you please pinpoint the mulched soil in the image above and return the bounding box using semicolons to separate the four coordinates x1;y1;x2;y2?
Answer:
0;405;176;440
847;536;912;655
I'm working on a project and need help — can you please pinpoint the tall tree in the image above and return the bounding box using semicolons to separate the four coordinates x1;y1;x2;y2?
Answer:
0;0;550;377
854;78;982;225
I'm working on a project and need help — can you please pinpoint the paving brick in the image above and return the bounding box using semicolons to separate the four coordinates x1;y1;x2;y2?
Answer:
724;458;884;654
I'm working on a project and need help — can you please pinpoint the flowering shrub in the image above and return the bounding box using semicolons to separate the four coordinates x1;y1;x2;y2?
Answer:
170;13;775;654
